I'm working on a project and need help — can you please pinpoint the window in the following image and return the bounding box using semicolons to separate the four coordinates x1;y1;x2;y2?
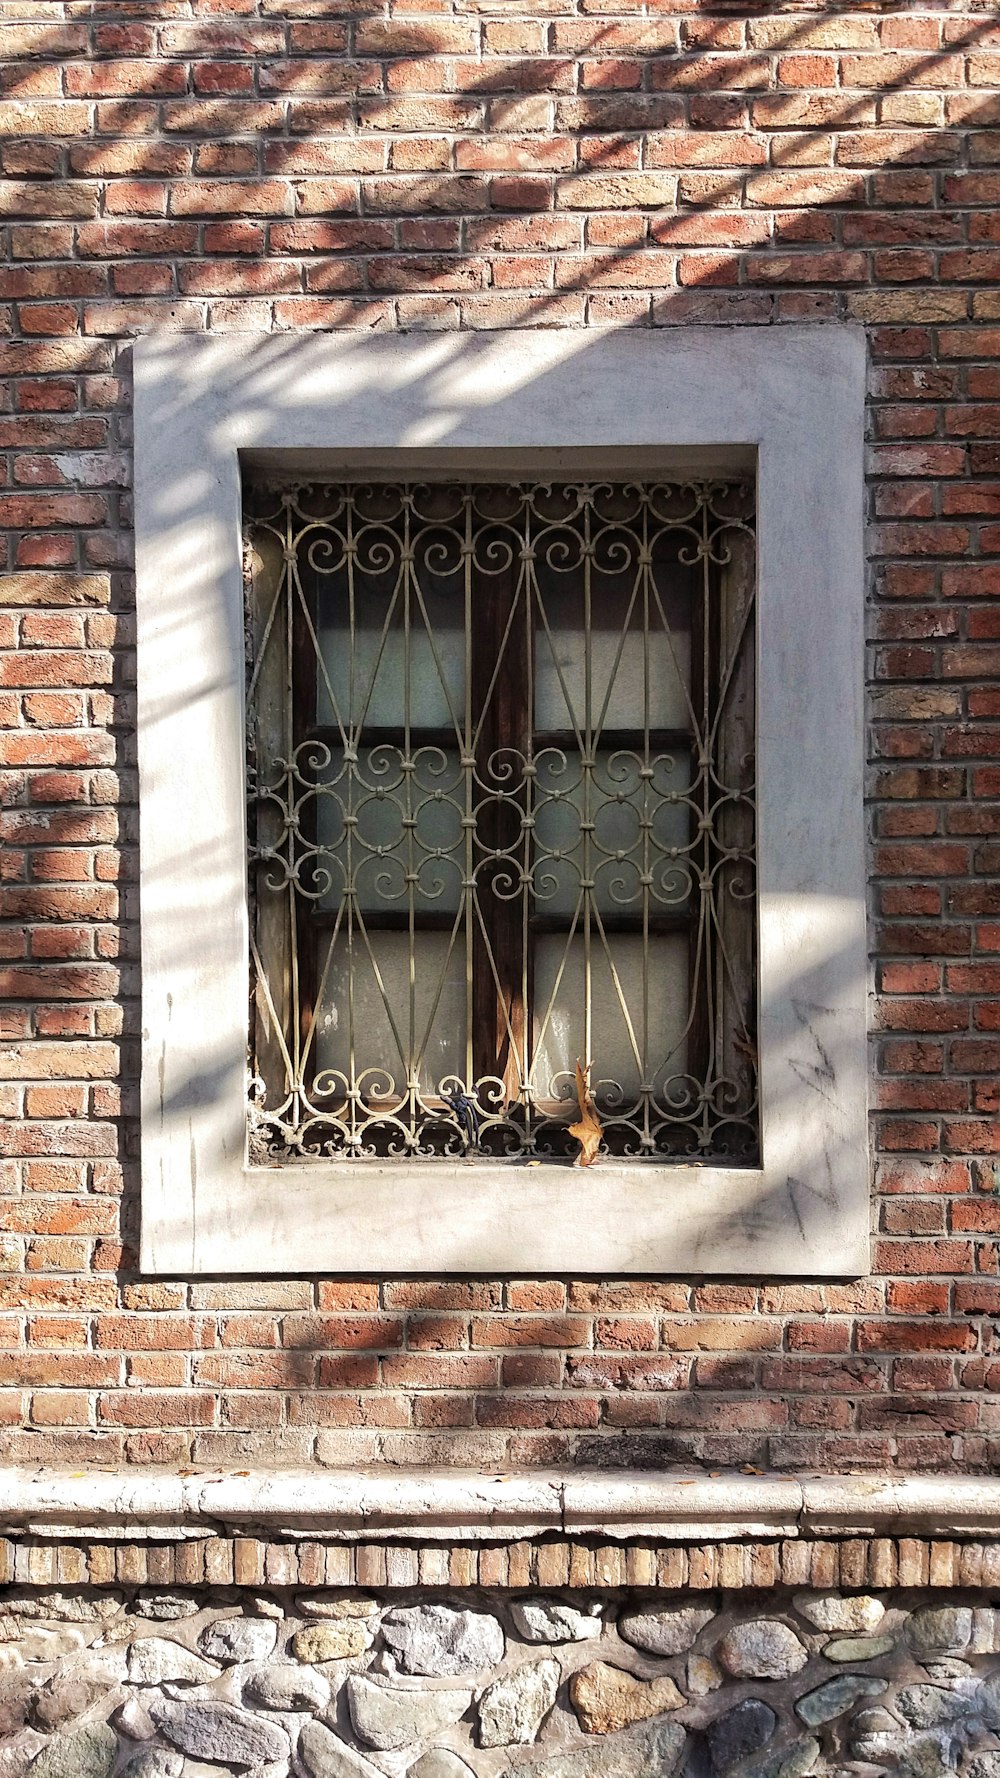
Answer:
134;326;868;1275
245;479;757;1165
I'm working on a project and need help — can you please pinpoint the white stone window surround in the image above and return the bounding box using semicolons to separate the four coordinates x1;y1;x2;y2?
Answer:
134;326;868;1278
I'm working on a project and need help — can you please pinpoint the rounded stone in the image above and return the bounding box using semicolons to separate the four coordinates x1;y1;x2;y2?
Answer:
134;1594;200;1622
793;1593;885;1635
126;1637;218;1687
908;1609;973;1659
898;1735;956;1778
619;1604;716;1658
717;1621;808;1682
511;1599;602;1644
822;1635;896;1663
111;1698;156;1743
347;1675;473;1753
4;1592;122;1626
743;1736;821;1778
975;1674;1000;1732
382;1605;505;1678
895;1689;966;1731
119;1753;183;1778
410;1754;477;1778
706;1699;778;1775
569;1662;684;1737
0;1731;46;1778
688;1655;723;1696
199;1616;279;1665
299;1717;383;1778
29;1724;118;1778
31;1669;115;1733
296;1595;379;1620
291;1622;373;1663
496;1717;686;1778
478;1659;559;1747
244;1661;331;1713
150;1699;290;1768
794;1676;888;1728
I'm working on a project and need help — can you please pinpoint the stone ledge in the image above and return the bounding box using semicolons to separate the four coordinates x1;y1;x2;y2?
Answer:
2;1470;1000;1545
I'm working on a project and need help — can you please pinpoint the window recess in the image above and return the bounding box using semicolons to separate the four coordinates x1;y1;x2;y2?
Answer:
245;478;757;1166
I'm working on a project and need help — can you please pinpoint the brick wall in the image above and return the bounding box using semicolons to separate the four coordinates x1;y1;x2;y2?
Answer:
1;0;999;1474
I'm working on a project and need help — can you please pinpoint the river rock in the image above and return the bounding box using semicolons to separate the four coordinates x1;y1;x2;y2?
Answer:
6;1592;122;1625
119;1753;184;1778
291;1622;372;1663
347;1675;473;1751
899;1735;958;1778
971;1611;1000;1655
823;1635;896;1663
570;1662;684;1736
908;1609;973;1658
618;1605;716;1657
1;1731;45;1778
849;1707;903;1763
200;1617;279;1664
150;1699;290;1768
298;1719;383;1778
926;1661;973;1682
245;1661;331;1712
795;1676;887;1727
967;1757;1000;1778
134;1592;200;1621
744;1737;821;1778
127;1638;218;1687
479;1659;559;1746
20;1628;85;1662
29;1725;117;1778
511;1599;602;1644
31;1667;116;1732
976;1674;1000;1731
717;1621;808;1681
706;1700;778;1775
897;1687;969;1730
500;1716;686;1778
0;1665;33;1737
382;1606;505;1677
410;1754;477;1778
688;1655;723;1695
793;1594;885;1635
111;1697;156;1741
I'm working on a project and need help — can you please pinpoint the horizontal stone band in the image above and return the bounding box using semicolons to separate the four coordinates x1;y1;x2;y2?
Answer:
3;1470;1000;1544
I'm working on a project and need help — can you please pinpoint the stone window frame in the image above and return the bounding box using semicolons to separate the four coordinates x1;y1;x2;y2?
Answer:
134;326;868;1277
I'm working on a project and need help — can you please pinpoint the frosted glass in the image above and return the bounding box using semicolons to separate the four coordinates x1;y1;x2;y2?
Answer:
532;933;688;1100
534;575;692;733
532;749;693;917
315;749;464;914
317;578;465;731
316;931;466;1098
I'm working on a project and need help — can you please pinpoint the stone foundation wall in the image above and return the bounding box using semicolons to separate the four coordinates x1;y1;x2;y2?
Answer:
3;1580;1000;1778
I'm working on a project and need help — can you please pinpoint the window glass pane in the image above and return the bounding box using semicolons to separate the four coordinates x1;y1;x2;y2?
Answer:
532;748;692;918
316;931;466;1099
316;566;465;731
532;933;689;1103
314;747;464;915
534;571;693;733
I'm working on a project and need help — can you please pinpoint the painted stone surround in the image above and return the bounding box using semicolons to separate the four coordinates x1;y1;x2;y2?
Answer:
5;1585;1000;1778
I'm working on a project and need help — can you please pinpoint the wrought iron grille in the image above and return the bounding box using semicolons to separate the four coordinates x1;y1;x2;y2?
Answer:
244;478;757;1164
